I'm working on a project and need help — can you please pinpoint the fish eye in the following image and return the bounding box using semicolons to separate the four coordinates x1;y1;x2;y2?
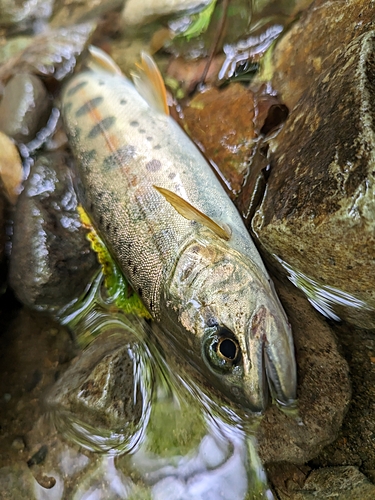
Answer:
217;337;239;361
204;326;241;372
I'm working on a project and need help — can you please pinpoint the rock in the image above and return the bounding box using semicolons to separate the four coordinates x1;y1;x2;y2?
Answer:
310;322;375;473
269;0;375;110
0;23;96;90
46;326;153;453
9;151;99;313
0;0;53;29
0;308;75;469
251;11;375;328
271;466;375;500
0;462;38;500
258;278;351;464
0;74;52;144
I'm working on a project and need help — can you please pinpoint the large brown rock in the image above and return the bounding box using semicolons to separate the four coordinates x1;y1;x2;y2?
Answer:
251;10;375;328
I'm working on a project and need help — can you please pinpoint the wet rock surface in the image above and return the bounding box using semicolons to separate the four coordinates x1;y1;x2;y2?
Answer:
0;73;51;144
0;306;76;470
310;323;375;476
259;278;350;464
9;151;99;313
268;464;375;500
251;1;375;328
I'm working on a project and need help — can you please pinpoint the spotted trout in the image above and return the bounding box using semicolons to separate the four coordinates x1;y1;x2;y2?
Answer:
61;48;296;412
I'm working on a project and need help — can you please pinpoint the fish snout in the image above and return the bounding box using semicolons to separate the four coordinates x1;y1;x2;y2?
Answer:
243;305;297;411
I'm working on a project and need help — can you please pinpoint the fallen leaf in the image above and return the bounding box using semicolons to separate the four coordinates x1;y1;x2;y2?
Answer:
0;131;23;204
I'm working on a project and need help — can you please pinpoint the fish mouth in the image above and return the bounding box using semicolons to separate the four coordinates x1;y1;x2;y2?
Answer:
263;313;297;408
264;344;296;407
243;304;297;412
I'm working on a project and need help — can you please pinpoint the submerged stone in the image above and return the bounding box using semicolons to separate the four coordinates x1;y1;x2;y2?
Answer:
46;327;152;454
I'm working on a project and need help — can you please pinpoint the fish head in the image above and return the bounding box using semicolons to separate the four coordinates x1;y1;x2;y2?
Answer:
167;240;297;412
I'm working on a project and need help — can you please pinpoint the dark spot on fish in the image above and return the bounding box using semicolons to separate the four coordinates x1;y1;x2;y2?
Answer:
120;99;127;105
76;96;103;117
139;129;146;134
89;201;94;212
133;265;137;275
154;144;161;150
98;80;105;86
88;116;116;139
130;120;139;127
63;101;73;114
81;149;97;171
66;80;88;96
146;159;162;172
149;300;153;311
106;222;111;232
138;287;143;297
168;172;176;179
96;191;104;200
113;226;118;234
127;259;132;266
99;215;103;226
146;136;153;141
102;145;136;172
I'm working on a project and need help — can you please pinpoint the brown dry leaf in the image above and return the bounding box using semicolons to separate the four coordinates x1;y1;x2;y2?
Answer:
0;131;23;204
180;84;256;196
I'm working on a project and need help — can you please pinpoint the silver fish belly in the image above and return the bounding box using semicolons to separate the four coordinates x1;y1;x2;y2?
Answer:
62;68;297;412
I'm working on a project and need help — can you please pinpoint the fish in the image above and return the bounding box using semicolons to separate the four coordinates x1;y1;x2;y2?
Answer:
61;47;297;412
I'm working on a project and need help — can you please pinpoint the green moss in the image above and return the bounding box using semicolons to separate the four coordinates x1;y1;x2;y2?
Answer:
78;205;151;319
176;0;217;41
145;391;206;457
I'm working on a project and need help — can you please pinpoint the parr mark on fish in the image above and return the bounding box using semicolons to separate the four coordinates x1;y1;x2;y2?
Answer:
76;97;104;117
87;116;116;139
66;80;88;96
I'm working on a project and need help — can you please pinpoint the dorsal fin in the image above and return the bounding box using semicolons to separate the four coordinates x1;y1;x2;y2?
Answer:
154;185;231;241
131;52;169;115
87;45;123;75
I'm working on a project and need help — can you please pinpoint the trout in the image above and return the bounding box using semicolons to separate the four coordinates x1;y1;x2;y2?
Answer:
61;48;296;412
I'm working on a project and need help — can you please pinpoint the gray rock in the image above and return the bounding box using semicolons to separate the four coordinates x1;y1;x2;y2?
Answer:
251;26;375;328
9;151;99;312
0;74;52;144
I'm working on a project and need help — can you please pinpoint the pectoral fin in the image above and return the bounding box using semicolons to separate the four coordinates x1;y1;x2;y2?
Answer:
154;185;231;240
131;52;169;115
